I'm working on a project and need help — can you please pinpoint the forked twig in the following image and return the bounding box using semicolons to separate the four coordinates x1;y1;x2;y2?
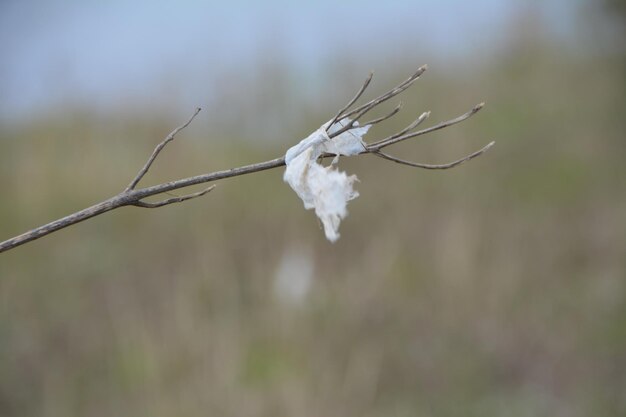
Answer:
0;66;494;253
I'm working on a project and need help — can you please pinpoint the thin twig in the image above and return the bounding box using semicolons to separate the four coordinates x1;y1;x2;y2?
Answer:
377;111;431;144
0;66;494;254
126;107;202;191
343;65;427;121
133;185;216;208
371;141;495;170
326;72;374;133
362;102;403;126
368;103;484;150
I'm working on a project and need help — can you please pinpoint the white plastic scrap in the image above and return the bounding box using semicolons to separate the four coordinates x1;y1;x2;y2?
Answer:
284;118;370;242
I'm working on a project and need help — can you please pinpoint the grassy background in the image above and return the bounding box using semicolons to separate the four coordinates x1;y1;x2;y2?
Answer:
1;3;626;416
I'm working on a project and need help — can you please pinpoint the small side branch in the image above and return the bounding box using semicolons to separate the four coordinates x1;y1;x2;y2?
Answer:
371;141;495;170
362;102;403;126
367;103;484;151
125;107;202;191
133;185;216;208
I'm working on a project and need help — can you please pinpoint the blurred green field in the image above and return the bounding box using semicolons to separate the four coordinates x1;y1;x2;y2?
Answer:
1;8;626;417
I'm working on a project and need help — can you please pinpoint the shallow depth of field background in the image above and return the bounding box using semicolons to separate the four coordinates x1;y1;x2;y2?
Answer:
1;1;625;416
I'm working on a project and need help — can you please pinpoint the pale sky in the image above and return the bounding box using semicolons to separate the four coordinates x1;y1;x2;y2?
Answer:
0;0;580;123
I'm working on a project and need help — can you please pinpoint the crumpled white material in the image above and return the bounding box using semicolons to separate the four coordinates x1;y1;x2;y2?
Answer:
284;118;370;242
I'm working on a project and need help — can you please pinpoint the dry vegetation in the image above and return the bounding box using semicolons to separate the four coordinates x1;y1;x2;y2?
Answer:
1;23;625;417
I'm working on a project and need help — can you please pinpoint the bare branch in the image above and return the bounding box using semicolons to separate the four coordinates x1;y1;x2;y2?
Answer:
126;107;202;191
0;66;494;254
133;185;216;208
371;141;495;170
0;196;129;253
